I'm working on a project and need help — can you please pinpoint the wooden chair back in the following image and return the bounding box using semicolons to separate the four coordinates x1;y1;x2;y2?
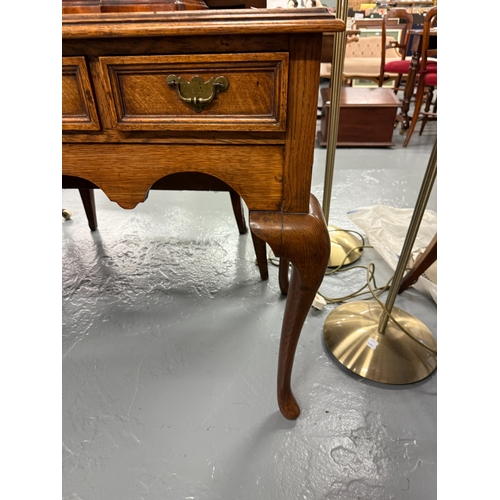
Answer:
380;8;414;73
419;6;437;74
377;8;414;88
402;6;438;147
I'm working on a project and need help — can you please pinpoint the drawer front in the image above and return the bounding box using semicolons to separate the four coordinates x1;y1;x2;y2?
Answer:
98;53;288;132
62;57;100;130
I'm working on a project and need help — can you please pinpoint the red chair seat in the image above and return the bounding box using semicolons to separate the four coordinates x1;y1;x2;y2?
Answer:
426;61;437;73
385;59;437;75
384;59;411;74
423;72;437;86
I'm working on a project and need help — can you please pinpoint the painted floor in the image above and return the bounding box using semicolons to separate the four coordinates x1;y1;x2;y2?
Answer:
62;103;438;500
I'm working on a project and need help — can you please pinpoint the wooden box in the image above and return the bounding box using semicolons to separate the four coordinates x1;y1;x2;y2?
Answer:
317;87;400;147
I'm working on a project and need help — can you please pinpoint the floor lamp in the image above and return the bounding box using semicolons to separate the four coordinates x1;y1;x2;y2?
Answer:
322;0;363;268
323;140;437;384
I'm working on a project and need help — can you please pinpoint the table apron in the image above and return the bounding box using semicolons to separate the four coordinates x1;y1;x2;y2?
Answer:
62;142;284;211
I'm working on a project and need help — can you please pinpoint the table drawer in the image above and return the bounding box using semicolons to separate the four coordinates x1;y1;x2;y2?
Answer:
98;53;288;132
62;57;100;131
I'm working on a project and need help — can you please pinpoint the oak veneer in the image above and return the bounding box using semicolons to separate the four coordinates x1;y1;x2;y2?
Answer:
62;8;344;419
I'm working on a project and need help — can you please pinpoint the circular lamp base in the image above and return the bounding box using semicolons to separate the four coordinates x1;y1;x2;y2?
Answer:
327;226;363;268
324;301;437;384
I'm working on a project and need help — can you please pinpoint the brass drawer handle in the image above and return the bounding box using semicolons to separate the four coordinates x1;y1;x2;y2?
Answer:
166;74;229;113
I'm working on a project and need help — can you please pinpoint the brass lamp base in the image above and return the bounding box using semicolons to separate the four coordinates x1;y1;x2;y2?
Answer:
327;226;363;268
323;301;437;384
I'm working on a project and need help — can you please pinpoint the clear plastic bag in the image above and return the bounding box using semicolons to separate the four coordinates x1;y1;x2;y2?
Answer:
347;205;437;303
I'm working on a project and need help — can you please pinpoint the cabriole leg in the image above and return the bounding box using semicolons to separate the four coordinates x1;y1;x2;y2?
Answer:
250;195;330;419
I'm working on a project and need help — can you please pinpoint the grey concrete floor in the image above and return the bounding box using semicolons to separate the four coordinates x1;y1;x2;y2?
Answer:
62;101;438;499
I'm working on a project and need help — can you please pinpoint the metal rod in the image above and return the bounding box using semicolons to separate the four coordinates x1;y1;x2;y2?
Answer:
378;139;437;333
321;0;348;225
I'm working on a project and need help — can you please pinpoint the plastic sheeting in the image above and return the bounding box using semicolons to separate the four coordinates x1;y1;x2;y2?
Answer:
347;205;437;303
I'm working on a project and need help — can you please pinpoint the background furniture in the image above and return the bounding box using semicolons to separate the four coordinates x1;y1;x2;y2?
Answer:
62;7;343;420
318;87;400;147
352;17;399;30
403;5;437;147
319;29;360;79
342;33;401;85
398;8;437;133
378;8;413;89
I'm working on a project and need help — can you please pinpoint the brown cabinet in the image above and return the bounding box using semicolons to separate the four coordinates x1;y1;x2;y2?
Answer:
318;86;400;147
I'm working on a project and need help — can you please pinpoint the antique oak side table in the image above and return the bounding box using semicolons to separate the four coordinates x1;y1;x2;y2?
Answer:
62;7;344;419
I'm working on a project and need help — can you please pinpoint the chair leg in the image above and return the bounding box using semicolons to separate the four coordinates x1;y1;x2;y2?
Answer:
418;87;434;135
398;234;437;293
419;90;436;136
78;188;98;231
393;73;403;95
403;79;427;148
